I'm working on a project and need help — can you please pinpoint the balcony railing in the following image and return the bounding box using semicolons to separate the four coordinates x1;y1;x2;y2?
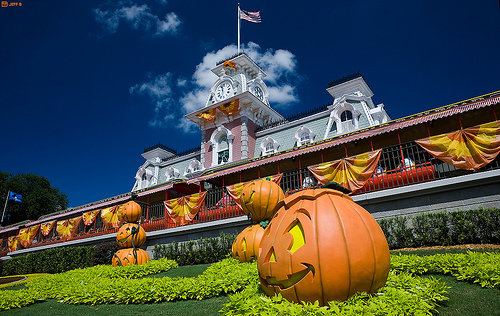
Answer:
2;140;499;254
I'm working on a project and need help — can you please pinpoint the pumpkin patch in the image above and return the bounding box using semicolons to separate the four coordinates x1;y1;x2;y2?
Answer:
257;187;390;305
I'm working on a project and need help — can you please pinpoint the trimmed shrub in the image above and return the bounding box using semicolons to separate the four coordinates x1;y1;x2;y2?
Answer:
2;246;94;276
92;241;120;266
153;232;236;265
378;207;500;250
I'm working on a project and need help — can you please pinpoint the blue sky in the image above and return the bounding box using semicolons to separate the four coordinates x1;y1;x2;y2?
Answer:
0;0;499;209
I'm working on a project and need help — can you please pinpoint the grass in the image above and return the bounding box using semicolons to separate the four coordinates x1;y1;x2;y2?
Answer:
392;248;500;256
1;250;499;315
431;274;500;315
0;296;228;316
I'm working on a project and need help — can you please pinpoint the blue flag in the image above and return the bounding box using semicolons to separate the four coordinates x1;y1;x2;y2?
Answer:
8;191;22;203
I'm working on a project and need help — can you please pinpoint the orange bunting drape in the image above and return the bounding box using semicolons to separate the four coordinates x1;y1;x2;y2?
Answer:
82;209;100;226
17;225;40;248
197;108;216;121
8;236;20;252
308;150;382;193
56;216;82;241
164;191;207;225
218;99;239;116
101;205;124;229
416;121;500;170
225;174;283;208
41;220;56;236
196;99;240;121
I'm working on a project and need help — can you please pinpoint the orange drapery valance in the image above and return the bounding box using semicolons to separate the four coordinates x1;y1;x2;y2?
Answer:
8;236;20;252
17;225;40;248
416;121;500;170
197;100;240;121
56;216;82;241
164;191;207;225
82;209;100;226
40;220;56;236
308;149;382;193
225;174;283;208
101;205;124;229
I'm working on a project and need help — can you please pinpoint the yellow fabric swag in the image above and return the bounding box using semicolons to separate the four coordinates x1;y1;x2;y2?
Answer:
415;121;500;170
8;236;20;252
101;205;124;229
164;191;207;225
308;149;382;193
82;209;100;226
40;220;56;236
56;216;82;241
18;225;40;248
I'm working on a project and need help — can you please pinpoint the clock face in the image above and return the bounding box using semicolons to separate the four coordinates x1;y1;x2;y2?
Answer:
215;82;233;101
254;85;264;100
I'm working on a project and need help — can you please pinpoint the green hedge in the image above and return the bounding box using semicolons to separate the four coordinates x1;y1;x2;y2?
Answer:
378;208;500;249
1;241;125;276
153;232;236;265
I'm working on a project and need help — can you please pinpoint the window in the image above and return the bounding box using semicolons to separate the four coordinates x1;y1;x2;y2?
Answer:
300;132;310;144
217;135;229;164
265;142;274;155
340;110;353;122
141;174;147;181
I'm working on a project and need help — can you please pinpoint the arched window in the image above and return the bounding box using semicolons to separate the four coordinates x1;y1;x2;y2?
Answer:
265;142;274;155
295;126;316;147
141;173;147;181
217;135;229;164
340;110;353;122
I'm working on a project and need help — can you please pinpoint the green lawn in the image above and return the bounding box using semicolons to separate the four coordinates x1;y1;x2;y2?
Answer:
1;253;499;315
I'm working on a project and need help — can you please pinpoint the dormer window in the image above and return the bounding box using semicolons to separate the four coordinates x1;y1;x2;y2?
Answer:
185;159;203;177
265;142;274;155
134;167;153;190
165;167;180;181
260;136;280;156
340;110;353;122
295;126;316;147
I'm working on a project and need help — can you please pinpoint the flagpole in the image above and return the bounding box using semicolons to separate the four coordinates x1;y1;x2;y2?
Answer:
237;3;241;53
1;191;10;226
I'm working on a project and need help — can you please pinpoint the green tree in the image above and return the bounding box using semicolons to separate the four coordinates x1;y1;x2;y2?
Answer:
0;170;68;225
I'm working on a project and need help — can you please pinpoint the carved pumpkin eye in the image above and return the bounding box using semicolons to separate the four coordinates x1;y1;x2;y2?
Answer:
288;220;305;253
264;247;276;263
242;238;247;252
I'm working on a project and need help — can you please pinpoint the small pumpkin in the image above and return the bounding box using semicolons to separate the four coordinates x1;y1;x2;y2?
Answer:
257;187;390;305
240;179;285;222
232;224;265;262
118;201;142;223
116;223;146;248
112;248;150;266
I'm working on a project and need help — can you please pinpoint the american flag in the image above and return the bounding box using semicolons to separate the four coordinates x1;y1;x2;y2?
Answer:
240;9;261;23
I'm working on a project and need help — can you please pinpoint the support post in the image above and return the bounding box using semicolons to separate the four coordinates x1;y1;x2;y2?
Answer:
1;191;10;226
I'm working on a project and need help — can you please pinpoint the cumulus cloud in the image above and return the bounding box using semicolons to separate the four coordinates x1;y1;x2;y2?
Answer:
132;43;301;133
130;73;175;127
94;1;181;36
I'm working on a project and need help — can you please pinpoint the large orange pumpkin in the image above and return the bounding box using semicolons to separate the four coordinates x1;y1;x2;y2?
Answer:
240;179;284;222
232;224;265;262
116;223;146;248
112;248;150;266
118;201;142;223
257;187;390;305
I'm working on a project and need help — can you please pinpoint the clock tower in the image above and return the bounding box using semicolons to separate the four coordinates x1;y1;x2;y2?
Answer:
186;53;284;168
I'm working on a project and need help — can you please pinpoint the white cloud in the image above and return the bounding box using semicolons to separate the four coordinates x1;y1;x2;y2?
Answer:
94;1;180;36
131;43;300;132
130;73;174;127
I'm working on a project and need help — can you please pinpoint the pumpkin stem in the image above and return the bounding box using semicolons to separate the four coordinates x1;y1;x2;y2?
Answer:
259;220;270;228
322;182;352;194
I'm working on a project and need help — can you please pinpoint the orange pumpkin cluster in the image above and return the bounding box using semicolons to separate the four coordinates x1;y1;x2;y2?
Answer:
232;179;391;305
111;201;150;266
232;179;284;263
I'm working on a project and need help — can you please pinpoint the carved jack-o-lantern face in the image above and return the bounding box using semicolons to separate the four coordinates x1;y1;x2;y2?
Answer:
116;223;146;248
231;224;265;262
112;248;150;266
257;188;390;305
240;179;284;222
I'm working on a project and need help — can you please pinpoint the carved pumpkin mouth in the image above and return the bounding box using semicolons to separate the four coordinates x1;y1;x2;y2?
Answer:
260;263;315;289
245;191;255;205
